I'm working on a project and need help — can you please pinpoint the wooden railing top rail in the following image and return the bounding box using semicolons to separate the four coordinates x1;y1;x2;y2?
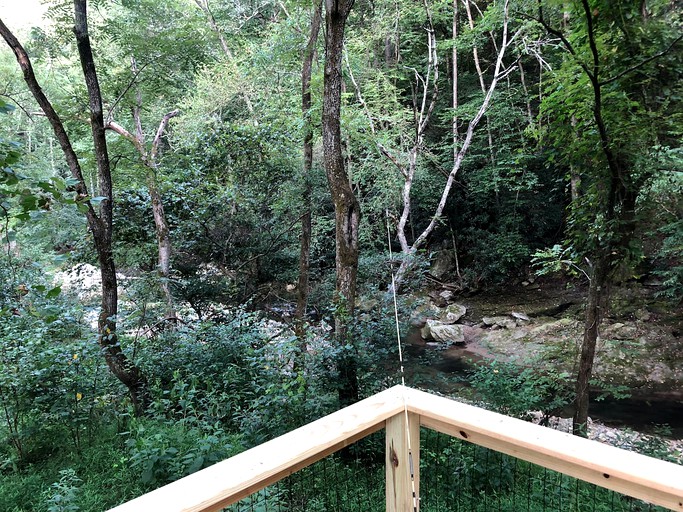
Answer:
109;385;683;512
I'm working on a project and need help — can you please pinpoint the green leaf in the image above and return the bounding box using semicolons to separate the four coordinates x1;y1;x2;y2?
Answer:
51;177;67;191
0;168;19;185
46;286;62;299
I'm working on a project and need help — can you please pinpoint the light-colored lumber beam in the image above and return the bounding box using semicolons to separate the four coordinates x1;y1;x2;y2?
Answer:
386;411;420;512
403;387;683;511
108;386;407;512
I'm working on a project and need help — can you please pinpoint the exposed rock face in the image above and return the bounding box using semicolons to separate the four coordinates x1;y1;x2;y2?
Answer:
430;250;455;279
602;322;638;340
421;319;465;345
529;318;580;337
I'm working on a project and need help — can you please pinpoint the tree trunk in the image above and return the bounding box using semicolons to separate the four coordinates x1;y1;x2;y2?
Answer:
107;67;179;322
463;0;495;162
0;5;150;416
539;0;646;437
323;0;359;407
74;0;150;415
148;175;175;320
452;0;459;158
572;256;608;436
296;1;322;339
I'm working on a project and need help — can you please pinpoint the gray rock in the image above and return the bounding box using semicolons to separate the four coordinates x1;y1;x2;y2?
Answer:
635;308;651;322
421;319;465;344
430;250;454;279
603;322;638;340
511;311;530;322
442;304;467;324
409;302;441;328
439;290;455;302
529;318;580;336
482;316;517;329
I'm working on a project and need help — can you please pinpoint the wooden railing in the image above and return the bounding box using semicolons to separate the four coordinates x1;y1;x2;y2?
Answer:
108;385;683;512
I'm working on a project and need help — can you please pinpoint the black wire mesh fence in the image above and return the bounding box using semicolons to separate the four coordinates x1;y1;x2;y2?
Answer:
224;428;671;511
419;429;668;512
224;432;385;512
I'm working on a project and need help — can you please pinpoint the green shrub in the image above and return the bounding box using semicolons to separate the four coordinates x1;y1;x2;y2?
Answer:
467;360;573;420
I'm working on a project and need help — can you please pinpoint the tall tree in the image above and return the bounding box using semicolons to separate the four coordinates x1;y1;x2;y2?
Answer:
0;1;150;415
537;0;683;436
348;0;516;289
296;0;323;336
323;0;358;406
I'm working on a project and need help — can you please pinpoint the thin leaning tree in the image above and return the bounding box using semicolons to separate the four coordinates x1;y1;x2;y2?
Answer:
536;1;683;436
0;1;150;415
347;0;517;290
105;56;179;322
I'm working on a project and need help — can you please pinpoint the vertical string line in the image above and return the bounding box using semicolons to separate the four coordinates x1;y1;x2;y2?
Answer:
387;209;419;512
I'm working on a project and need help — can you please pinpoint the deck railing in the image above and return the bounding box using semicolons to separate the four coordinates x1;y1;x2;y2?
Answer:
108;385;683;512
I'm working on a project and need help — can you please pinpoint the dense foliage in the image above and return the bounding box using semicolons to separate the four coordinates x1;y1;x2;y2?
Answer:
0;0;681;509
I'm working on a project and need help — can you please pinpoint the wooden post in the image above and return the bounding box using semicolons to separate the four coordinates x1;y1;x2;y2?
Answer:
386;411;420;512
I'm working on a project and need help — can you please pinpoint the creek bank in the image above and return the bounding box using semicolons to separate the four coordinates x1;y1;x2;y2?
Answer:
400;279;683;436
404;281;683;395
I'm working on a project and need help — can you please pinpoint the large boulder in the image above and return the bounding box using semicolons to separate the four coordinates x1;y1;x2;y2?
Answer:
421;319;465;345
409;302;441;328
442;304;467;324
430;250;454;279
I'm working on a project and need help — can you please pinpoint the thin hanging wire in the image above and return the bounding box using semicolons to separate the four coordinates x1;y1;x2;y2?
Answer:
386;209;419;512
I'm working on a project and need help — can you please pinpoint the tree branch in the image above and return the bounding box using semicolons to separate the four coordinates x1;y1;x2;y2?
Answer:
0;16;97;224
600;34;683;86
104;119;147;161
105;60;149;122
533;2;595;82
151;109;179;163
